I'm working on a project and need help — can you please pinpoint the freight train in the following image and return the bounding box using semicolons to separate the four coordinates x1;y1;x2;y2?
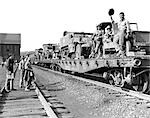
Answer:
34;12;150;94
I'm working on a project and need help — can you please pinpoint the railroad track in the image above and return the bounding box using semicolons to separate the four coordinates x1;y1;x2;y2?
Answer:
34;81;74;118
34;82;59;118
0;63;75;118
34;65;150;104
0;76;77;118
0;80;59;118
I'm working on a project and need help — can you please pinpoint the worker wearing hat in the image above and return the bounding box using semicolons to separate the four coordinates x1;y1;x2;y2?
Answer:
111;12;130;56
18;56;26;88
4;54;15;92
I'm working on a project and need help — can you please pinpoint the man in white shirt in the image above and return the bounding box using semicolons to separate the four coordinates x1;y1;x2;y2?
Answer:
4;54;15;92
23;55;33;91
111;12;130;56
68;37;75;59
90;26;104;58
18;56;25;88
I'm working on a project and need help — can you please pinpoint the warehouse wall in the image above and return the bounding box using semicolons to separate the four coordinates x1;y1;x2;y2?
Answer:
0;44;20;62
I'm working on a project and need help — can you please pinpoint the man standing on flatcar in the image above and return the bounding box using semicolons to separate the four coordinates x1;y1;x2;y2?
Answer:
111;12;130;56
68;35;76;59
89;25;104;58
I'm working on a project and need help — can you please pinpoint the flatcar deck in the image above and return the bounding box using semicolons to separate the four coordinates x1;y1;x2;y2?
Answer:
38;54;150;73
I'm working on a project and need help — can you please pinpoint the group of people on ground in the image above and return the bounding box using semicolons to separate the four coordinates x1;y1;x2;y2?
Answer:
4;54;35;92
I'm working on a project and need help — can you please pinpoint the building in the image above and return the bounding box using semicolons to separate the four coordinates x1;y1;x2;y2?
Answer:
0;33;21;62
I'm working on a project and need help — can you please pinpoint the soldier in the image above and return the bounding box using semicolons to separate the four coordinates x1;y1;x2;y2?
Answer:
90;26;104;58
111;12;130;56
18;56;25;88
68;38;75;59
4;54;15;92
24;56;34;91
103;25;113;43
75;36;83;59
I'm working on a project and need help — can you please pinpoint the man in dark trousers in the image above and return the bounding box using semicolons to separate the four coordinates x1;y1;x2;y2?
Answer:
5;54;15;92
111;12;130;56
24;55;35;91
18;56;26;88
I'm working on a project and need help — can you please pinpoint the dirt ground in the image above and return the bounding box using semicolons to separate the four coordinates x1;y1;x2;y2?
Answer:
33;67;150;118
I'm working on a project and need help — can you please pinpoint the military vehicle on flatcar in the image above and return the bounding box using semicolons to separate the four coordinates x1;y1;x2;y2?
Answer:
60;31;93;59
35;10;150;94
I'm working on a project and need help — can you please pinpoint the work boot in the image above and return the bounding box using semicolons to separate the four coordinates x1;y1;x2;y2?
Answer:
25;88;30;91
116;50;124;57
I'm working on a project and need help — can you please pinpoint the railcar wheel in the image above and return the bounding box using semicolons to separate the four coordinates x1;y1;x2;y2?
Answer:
55;67;57;71
61;69;64;73
110;69;124;87
57;66;61;72
53;66;57;71
103;69;124;87
132;72;149;93
49;65;52;69
51;65;54;70
103;72;114;85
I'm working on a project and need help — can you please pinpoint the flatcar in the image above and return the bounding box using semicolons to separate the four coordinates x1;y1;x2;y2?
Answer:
35;15;150;94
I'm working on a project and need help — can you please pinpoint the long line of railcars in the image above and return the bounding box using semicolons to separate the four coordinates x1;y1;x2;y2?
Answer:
33;11;150;94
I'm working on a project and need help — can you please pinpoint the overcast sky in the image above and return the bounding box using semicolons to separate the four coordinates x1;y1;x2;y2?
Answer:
0;0;149;51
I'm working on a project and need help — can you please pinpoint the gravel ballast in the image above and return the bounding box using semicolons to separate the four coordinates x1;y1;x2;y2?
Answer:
33;67;150;118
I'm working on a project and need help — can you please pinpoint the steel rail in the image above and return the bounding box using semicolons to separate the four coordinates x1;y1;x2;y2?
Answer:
34;81;58;118
34;65;150;102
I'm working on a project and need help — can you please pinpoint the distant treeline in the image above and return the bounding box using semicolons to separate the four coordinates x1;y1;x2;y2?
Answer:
20;51;34;57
